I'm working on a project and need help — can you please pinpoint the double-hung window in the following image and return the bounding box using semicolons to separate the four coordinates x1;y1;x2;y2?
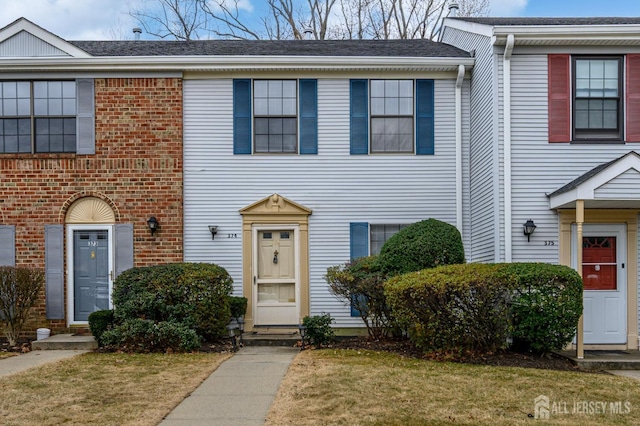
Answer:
573;57;622;141
370;80;414;153
369;224;408;255
254;80;297;153
233;79;317;155
0;81;77;153
350;79;434;155
548;55;634;143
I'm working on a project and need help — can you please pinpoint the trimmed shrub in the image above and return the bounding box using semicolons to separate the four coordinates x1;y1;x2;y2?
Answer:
112;263;233;342
0;266;44;346
88;309;114;346
229;296;248;321
377;219;465;276
325;255;396;339
497;263;583;354
101;319;201;353
385;263;513;353
302;314;335;348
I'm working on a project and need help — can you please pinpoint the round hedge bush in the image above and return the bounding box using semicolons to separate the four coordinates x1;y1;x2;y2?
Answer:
496;263;583;354
377;219;465;276
385;263;513;353
112;262;233;342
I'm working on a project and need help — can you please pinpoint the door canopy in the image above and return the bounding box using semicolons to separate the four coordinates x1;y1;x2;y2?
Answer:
549;151;640;209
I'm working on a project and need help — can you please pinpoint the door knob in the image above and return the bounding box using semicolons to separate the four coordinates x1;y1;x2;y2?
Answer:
273;250;279;264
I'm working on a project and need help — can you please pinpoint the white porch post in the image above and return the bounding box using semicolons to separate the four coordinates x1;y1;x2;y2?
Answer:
576;200;584;359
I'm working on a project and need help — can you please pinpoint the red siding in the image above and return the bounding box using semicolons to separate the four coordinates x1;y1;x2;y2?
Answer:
548;54;571;143
627;54;640;142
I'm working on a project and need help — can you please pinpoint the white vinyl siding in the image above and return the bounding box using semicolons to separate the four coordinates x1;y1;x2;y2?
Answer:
0;31;69;57
594;170;640;199
442;27;498;262
509;54;640;263
183;77;462;327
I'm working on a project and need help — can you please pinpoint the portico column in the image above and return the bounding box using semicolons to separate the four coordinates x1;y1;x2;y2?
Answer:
576;200;584;359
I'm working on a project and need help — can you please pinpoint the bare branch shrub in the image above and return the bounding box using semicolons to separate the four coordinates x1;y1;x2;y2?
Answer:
0;267;44;346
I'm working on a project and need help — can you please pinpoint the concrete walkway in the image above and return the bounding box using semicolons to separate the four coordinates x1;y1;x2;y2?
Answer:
607;370;640;380
161;346;298;426
0;350;89;378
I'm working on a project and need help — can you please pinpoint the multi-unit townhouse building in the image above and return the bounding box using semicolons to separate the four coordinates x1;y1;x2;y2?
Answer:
2;14;640;351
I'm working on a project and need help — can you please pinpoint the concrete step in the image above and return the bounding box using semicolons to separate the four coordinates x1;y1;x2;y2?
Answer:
241;332;301;347
557;350;640;370
31;334;98;351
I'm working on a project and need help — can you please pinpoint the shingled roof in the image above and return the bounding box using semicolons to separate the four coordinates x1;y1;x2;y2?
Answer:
452;17;640;26
69;38;471;58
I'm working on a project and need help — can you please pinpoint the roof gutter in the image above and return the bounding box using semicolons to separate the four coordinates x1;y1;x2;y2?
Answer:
503;34;514;262
0;55;475;73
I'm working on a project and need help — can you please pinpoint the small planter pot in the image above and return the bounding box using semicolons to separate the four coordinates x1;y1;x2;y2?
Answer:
36;328;51;340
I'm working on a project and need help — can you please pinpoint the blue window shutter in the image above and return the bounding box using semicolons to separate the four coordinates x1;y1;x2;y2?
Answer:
76;78;95;155
299;79;318;155
233;79;252;154
350;222;369;260
416;79;434;155
0;225;16;266
349;222;368;316
45;225;64;320
115;223;134;278
350;80;368;155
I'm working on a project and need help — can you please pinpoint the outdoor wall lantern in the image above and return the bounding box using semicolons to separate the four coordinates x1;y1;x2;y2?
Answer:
208;226;218;240
523;219;537;242
147;217;159;236
298;324;307;351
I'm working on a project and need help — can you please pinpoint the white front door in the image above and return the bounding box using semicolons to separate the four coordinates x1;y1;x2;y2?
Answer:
253;226;299;325
573;224;627;344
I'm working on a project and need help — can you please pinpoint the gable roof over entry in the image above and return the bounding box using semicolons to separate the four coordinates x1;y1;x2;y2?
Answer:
549;151;640;209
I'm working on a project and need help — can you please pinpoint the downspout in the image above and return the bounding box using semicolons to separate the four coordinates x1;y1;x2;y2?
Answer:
455;64;465;233
503;34;515;262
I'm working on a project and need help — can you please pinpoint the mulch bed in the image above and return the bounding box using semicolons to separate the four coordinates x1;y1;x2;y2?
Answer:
1;335;583;372
1;339;32;353
323;336;583;372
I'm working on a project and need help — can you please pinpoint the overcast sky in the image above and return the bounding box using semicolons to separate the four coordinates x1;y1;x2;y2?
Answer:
2;0;640;40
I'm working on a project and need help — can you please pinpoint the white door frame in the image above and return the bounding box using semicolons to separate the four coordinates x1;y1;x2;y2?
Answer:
251;224;300;326
66;224;114;326
572;223;627;344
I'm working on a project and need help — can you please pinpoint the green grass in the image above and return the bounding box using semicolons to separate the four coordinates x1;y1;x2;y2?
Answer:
267;349;640;425
0;352;230;425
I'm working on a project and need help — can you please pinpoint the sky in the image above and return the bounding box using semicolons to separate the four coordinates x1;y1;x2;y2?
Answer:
2;0;640;40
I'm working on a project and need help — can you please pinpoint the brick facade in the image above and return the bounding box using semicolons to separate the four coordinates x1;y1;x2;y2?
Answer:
0;77;183;334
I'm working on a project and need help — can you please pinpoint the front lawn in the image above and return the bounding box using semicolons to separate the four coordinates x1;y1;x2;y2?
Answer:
267;349;640;425
0;352;230;425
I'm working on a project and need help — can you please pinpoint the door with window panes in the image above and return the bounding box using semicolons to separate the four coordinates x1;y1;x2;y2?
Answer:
253;228;298;325
573;224;627;344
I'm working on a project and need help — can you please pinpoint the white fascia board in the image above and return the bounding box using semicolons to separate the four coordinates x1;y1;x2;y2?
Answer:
0;55;475;73
0;18;91;58
442;18;494;37
492;25;640;45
